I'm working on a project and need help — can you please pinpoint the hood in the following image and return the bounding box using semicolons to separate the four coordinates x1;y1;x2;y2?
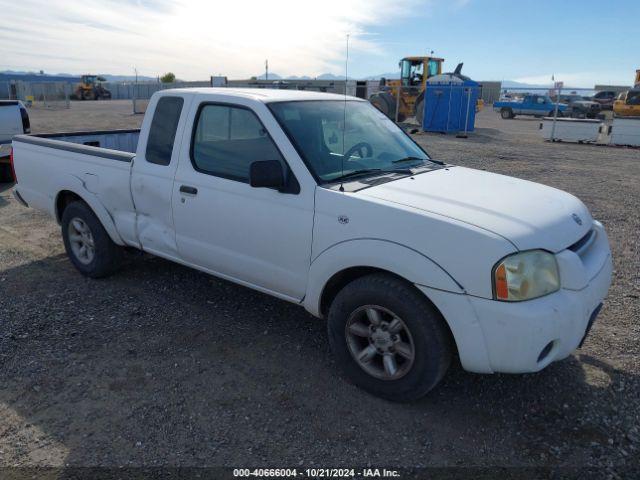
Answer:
360;166;592;252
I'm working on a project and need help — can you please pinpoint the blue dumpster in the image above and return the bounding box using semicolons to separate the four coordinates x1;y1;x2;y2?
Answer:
422;77;480;134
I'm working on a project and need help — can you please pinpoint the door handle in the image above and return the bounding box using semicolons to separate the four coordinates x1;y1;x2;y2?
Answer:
180;185;198;195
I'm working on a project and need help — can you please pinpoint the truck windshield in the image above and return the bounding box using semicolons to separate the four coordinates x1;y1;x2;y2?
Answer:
268;100;432;184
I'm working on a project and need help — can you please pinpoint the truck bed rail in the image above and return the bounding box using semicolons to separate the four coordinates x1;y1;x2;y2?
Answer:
12;129;139;162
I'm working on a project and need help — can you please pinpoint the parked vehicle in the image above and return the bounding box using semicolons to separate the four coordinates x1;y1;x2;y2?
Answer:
493;94;567;119
555;94;601;119
613;89;640;117
11;89;612;401
0;100;30;182
592;91;617;110
74;75;112;101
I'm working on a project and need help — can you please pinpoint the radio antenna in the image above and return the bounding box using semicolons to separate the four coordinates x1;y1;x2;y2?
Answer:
339;33;349;193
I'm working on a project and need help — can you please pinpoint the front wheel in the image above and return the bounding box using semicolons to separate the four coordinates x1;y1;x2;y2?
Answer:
61;201;123;278
500;108;513;119
327;274;452;402
0;163;13;183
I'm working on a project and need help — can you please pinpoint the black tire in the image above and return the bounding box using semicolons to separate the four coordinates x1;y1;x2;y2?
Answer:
415;96;425;126
500;108;513;119
369;92;396;120
0;163;13;183
327;273;452;402
61;201;123;278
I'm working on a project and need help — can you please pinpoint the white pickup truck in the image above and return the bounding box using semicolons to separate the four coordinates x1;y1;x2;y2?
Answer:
11;88;612;401
1;100;30;181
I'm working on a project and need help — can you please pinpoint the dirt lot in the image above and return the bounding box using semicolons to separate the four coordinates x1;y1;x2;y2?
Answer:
0;101;638;474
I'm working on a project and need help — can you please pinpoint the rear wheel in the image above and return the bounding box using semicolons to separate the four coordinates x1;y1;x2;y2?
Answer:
327;273;452;402
61;201;123;278
0;163;13;183
500;108;513;119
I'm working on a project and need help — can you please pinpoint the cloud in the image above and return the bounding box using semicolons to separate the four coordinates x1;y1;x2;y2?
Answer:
0;0;423;79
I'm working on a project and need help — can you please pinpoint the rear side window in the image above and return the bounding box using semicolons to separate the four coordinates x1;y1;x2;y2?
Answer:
145;96;184;165
191;104;284;183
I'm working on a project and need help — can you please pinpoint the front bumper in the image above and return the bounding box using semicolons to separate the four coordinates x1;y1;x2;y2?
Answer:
464;254;611;373
418;222;613;374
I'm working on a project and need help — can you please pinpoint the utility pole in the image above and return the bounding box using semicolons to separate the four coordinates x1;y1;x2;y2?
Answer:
265;59;269;81
133;67;139;114
550;74;562;142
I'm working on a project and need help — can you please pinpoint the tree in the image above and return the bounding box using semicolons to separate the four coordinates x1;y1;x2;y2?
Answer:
160;72;176;83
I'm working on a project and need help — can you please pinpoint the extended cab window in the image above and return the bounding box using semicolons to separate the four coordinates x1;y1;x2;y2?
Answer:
146;96;184;166
191;104;284;183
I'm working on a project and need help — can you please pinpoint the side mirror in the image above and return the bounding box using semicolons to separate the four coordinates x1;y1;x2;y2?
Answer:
250;160;284;191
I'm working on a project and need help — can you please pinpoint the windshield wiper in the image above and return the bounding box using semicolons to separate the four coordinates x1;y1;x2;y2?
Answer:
392;156;426;164
392;156;445;166
332;168;384;182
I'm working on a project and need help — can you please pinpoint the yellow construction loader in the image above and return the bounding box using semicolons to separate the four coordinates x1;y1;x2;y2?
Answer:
369;56;483;125
74;75;112;100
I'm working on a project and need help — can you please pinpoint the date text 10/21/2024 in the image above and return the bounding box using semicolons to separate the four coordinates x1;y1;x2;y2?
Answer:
232;468;401;478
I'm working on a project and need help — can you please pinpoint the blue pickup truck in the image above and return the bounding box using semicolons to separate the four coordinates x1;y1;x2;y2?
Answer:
494;94;567;119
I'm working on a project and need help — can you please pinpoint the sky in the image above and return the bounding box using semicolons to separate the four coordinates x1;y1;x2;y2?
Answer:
0;0;638;87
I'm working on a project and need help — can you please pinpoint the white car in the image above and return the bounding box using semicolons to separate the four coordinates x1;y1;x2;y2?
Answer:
10;89;612;401
0;100;30;181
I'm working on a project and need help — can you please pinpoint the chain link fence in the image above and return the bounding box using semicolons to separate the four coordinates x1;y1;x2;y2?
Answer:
131;81;211;114
15;81;71;109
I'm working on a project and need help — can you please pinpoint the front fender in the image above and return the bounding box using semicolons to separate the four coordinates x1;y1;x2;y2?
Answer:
51;173;125;246
303;238;463;317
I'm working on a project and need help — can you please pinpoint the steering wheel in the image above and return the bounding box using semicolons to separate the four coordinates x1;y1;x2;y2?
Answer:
344;142;373;161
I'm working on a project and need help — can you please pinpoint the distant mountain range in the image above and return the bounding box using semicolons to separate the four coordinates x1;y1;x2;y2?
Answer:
254;73;348;80
254;72;401;81
253;72;550;85
502;80;552;89
2;69;558;89
0;70;157;82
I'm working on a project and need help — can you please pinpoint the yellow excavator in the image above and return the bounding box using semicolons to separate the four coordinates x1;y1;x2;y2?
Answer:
74;75;112;100
369;56;483;125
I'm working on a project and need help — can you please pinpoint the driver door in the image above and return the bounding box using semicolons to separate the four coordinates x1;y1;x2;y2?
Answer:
171;99;315;301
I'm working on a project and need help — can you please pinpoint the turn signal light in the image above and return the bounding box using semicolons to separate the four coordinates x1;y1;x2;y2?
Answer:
494;263;509;300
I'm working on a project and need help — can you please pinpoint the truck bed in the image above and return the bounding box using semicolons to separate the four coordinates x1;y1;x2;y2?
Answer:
12;129;141;247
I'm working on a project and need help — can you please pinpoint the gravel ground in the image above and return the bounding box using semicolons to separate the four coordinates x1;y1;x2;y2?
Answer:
0;101;638;475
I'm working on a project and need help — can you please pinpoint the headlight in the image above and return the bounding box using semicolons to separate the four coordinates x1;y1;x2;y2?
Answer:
492;250;560;301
